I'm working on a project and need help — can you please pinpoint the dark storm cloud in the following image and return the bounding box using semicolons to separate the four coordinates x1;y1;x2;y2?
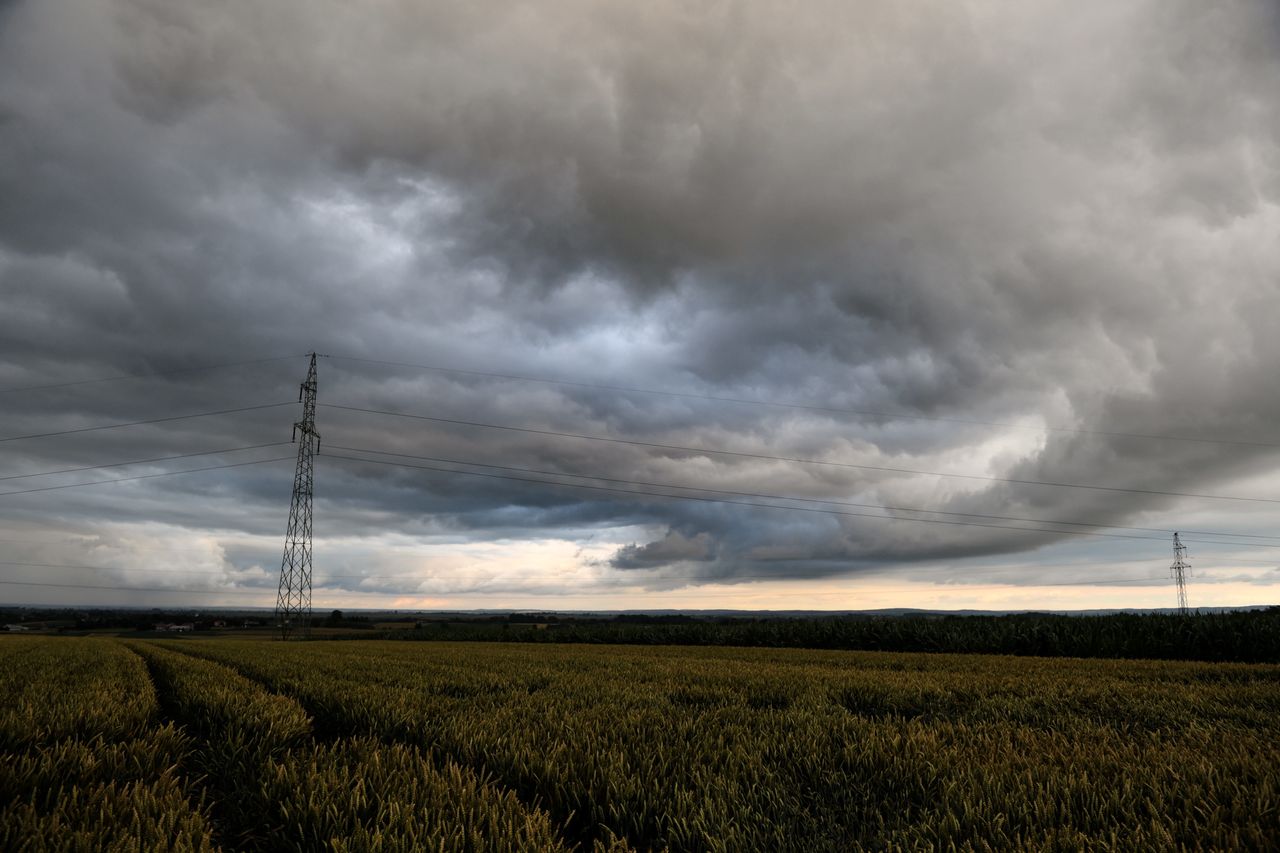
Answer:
1;0;1279;601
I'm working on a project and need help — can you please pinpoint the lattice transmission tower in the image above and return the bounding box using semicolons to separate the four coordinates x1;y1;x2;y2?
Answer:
276;353;321;639
1170;531;1191;615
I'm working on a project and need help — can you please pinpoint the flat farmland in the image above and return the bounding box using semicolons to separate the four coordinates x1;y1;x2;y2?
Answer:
2;637;1278;851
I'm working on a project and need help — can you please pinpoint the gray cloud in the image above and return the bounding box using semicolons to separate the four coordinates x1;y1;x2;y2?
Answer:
1;0;1279;604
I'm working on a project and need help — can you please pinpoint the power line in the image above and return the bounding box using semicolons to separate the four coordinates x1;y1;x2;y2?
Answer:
321;451;1201;546
0;354;307;394
6;535;1275;567
325;443;1280;544
0;538;269;555
0;574;1176;598
0;402;294;444
329;354;1280;451
0;456;293;497
954;576;1166;588
0;561;275;577
0;579;276;596
678;578;1179;597
0;557;1191;583
0;442;294;482
323;450;1280;552
322;404;1280;505
11;545;1271;581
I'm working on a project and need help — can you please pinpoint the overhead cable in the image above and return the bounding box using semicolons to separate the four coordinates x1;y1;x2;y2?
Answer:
321;451;1220;546
0;402;294;444
324;443;1280;543
0;442;294;482
322;403;1280;505
0;456;293;497
0;579;275;597
1;354;307;394
329;354;1280;450
0;574;1170;597
0;557;1183;583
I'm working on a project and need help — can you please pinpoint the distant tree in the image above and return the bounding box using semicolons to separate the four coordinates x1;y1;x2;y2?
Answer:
325;609;344;627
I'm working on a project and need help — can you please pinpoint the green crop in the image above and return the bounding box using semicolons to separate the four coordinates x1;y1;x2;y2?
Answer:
0;638;214;851
183;640;1280;850
260;737;567;852
0;636;157;749
129;640;564;851
2;636;1277;850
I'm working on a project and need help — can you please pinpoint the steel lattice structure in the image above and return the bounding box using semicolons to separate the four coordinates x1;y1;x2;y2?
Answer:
276;353;320;639
1170;531;1191;615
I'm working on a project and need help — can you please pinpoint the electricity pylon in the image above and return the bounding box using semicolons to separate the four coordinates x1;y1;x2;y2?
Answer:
1170;531;1190;615
276;353;320;639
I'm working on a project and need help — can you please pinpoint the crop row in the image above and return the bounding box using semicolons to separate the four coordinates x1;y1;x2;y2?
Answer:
180;640;1280;851
0;638;574;851
0;638;215;851
0;635;157;748
127;641;569;852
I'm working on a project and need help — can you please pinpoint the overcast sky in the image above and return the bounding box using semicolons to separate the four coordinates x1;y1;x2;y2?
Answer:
1;0;1278;611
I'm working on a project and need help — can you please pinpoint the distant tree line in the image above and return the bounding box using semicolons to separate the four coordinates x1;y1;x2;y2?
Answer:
345;608;1280;664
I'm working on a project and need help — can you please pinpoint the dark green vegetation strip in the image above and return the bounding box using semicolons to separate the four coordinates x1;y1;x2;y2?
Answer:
370;608;1280;663
181;639;1280;852
130;640;568;852
0;637;215;851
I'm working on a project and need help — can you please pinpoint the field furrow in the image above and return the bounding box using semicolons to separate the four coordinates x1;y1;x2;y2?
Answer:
133;641;570;852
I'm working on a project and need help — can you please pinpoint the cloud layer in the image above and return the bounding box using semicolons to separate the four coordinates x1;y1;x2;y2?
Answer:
1;0;1278;604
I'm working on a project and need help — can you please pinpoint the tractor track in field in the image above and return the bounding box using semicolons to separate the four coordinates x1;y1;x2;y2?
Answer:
141;641;592;852
120;642;246;852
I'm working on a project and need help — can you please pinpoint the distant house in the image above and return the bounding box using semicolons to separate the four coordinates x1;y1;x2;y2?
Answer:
4;624;30;632
154;623;195;633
